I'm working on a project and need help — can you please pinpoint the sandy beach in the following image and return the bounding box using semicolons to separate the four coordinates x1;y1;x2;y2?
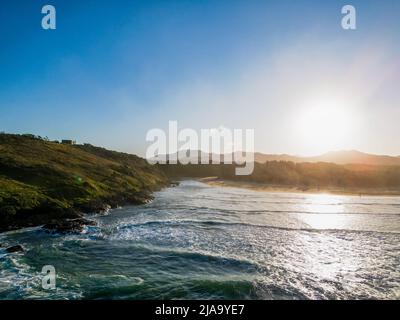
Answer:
199;177;400;197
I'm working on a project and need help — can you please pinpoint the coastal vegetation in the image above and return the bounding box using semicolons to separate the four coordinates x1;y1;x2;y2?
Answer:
0;133;168;232
160;161;400;194
2;132;399;233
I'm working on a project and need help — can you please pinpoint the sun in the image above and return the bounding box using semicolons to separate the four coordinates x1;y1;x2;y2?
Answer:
295;98;357;155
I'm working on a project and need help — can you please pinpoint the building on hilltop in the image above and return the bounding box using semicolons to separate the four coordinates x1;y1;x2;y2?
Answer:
61;139;76;145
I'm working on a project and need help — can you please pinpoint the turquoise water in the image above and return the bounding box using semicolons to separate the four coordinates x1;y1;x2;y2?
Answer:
1;180;399;299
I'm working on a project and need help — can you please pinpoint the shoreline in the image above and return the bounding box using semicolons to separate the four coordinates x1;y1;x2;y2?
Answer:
199;177;400;197
0;189;165;234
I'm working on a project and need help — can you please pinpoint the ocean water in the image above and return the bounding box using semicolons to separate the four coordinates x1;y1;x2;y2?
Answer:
0;180;399;300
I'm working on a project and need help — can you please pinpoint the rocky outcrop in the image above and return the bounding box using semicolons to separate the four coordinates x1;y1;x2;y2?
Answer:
0;205;81;233
5;245;24;253
76;192;154;214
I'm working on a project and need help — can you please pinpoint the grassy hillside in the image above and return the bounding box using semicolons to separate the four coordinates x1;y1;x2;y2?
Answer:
0;133;168;232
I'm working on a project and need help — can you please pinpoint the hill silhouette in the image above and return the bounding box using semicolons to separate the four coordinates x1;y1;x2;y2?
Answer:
152;150;400;166
254;150;400;166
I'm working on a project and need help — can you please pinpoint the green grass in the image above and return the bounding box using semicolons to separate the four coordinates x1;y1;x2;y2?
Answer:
0;133;168;231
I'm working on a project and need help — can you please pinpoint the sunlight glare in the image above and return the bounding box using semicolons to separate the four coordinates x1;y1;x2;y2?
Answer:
295;97;358;155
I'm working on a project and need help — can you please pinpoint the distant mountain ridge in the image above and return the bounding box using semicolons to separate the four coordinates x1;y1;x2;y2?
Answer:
154;150;400;166
254;150;400;166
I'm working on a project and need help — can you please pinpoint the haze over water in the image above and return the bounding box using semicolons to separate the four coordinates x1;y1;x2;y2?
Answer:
1;180;399;299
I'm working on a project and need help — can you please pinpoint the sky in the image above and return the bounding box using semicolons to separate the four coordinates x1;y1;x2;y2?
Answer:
0;0;399;157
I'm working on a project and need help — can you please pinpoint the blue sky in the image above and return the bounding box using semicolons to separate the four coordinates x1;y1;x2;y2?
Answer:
1;0;399;156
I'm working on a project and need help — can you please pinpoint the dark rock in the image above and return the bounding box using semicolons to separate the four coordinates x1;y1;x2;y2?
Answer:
77;200;112;214
5;245;24;253
0;205;83;233
42;218;97;234
0;206;17;217
127;191;154;204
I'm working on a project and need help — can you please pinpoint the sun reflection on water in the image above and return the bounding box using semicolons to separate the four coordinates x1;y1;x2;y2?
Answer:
284;194;366;290
298;193;353;230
